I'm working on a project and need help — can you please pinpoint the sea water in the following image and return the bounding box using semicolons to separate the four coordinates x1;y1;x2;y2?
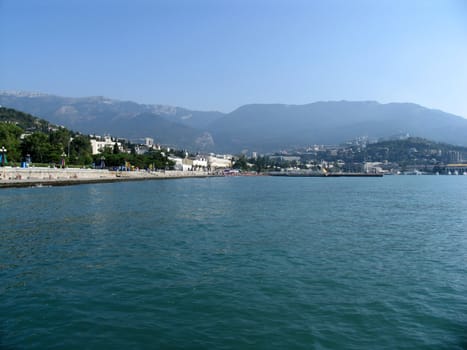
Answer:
1;176;467;349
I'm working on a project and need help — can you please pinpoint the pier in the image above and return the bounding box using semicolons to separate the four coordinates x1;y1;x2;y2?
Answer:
268;171;383;177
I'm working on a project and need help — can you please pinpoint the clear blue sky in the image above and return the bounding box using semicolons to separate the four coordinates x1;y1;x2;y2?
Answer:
1;0;466;117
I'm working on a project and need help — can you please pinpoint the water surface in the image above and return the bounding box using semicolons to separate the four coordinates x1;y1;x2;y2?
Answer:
1;176;467;349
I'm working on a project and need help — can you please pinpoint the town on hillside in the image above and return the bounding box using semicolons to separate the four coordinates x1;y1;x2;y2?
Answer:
1;107;467;176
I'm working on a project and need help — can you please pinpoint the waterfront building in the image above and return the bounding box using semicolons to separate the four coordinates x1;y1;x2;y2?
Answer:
363;162;384;174
192;155;208;171
448;150;461;163
208;154;232;170
168;156;193;171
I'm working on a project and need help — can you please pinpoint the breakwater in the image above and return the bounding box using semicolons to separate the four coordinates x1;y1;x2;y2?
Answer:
0;167;211;188
269;171;383;177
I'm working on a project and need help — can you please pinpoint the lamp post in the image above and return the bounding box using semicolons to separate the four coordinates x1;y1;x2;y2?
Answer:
61;152;67;168
0;146;7;166
67;138;72;158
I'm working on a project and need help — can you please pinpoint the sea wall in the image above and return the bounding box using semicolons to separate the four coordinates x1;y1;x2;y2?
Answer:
0;167;211;188
1;167;114;181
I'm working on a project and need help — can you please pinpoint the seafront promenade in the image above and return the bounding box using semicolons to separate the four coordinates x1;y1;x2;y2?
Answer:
0;167;211;188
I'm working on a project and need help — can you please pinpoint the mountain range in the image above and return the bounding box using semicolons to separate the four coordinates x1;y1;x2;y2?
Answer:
1;91;467;153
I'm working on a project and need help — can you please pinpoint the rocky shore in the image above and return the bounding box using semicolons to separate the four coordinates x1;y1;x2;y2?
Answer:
0;167;212;188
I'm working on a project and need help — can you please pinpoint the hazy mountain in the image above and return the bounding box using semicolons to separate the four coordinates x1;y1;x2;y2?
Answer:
2;91;467;153
208;101;467;152
0;91;223;150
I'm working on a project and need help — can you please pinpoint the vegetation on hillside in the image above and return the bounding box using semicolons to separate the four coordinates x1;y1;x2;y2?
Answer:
0;107;92;165
233;137;467;174
359;137;467;164
0;107;172;169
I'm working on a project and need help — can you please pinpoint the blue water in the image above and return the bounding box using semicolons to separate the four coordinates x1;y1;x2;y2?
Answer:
1;176;467;349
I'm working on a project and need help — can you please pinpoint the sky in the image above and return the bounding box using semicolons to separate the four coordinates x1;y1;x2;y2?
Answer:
1;0;467;117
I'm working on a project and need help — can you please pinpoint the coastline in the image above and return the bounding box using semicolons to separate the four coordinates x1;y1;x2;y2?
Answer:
0;167;214;188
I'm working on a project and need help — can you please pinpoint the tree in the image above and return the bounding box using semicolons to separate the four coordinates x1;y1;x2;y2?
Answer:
0;123;22;163
113;142;120;154
144;150;173;169
49;128;72;151
70;135;92;165
21;132;51;163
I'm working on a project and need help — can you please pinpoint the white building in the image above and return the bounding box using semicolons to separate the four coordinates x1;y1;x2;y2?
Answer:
145;137;154;147
168;156;193;171
364;162;383;174
192;155;208;170
90;136;122;155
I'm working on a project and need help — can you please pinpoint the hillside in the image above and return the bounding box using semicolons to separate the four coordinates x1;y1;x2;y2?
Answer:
0;107;92;164
208;101;467;152
0;92;223;151
0;106;51;132
351;137;467;165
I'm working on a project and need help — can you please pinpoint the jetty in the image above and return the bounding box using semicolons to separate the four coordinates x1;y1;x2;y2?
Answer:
268;171;383;177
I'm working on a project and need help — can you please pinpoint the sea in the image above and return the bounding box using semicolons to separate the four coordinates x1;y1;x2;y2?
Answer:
1;176;467;349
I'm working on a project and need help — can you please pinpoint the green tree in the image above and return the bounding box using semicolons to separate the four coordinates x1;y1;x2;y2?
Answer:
21;132;51;163
233;155;248;171
113;142;120;154
49;128;72;152
70;135;92;165
137;150;173;170
0;123;23;163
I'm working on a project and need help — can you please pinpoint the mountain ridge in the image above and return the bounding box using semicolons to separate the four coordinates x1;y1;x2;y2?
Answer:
1;91;467;153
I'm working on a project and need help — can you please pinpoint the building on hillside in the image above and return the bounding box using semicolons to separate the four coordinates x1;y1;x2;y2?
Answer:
145;137;154;147
448;151;461;163
130;137;162;154
269;155;301;162
90;135;122;155
134;145;149;155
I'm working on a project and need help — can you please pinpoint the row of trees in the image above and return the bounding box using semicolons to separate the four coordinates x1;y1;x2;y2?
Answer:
233;155;300;172
94;148;173;169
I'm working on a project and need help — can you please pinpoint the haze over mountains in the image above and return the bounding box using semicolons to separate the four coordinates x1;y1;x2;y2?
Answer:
1;91;467;153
